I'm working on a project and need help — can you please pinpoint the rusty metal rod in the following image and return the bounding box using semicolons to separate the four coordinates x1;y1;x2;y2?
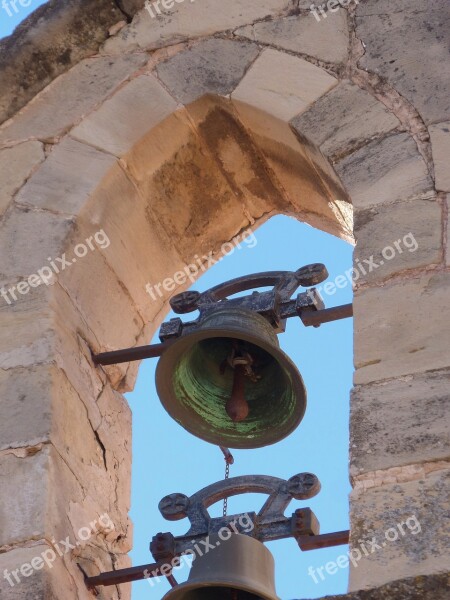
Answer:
92;304;353;366
301;303;353;327
85;559;177;588
298;530;350;551
92;341;173;365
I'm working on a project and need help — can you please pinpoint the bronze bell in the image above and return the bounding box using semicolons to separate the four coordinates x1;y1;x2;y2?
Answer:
155;306;307;449
162;534;279;600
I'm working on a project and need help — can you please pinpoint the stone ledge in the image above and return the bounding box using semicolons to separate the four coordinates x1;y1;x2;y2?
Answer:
297;572;450;599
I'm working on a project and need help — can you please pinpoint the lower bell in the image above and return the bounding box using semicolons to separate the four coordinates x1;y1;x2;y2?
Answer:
162;534;280;600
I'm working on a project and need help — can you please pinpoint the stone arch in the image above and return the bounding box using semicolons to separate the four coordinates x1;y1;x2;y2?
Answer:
1;2;449;599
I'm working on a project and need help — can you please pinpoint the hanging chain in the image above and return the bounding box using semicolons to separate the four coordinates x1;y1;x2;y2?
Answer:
219;447;234;517
223;460;230;517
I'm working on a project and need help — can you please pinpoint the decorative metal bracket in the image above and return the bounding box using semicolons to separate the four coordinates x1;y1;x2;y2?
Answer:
92;264;353;365
85;473;350;590
151;472;321;560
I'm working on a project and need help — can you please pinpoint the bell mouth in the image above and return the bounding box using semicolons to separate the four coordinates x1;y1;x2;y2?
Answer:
165;585;267;599
155;316;307;449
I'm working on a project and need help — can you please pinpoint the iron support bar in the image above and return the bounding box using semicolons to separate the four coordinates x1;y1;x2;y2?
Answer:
301;303;353;327
85;560;175;588
298;530;350;551
84;530;350;588
92;303;353;366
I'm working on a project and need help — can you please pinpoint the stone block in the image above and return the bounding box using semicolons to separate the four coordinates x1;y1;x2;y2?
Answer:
447;195;450;266
0;206;73;285
124;104;252;260
0;366;52;452
0;142;44;217
72;162;185;323
102;0;290;54
349;468;450;590
156;39;259;104
0;54;148;144
236;9;349;64
232;49;337;121
15;137;117;215
334;133;433;209
353;196;442;283
0;449;49;547
70;75;178;157
354;272;450;384
355;0;450;124
429;122;450;192
291;81;399;160
297;573;450;599
350;369;450;476
56;230;145;353
0;284;56;371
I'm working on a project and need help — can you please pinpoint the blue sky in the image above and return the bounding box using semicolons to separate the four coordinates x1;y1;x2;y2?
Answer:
2;7;353;599
0;0;45;38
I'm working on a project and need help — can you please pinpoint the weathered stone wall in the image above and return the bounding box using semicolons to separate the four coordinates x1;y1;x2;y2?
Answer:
0;0;448;598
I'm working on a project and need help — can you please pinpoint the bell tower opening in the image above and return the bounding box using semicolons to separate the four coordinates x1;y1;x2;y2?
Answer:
127;215;353;599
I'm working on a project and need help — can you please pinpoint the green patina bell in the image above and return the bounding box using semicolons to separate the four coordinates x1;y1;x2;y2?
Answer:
155;307;306;449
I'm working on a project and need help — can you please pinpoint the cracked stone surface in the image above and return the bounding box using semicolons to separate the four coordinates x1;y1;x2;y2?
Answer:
297;573;450;600
0;52;147;143
353;195;442;283
349;468;450;590
350;369;450;476
156;38;260;104
235;9;349;64
334;133;433;209
15;137;117;215
429;122;450;192
70;74;178;156
233;48;337;121
291;81;400;161
0;141;45;217
102;0;291;54
355;0;450;124
354;272;450;385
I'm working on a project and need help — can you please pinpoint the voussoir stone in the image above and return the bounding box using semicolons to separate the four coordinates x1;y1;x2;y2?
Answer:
0;141;44;218
232;49;337;121
102;0;291;54
0;206;73;284
235;9;349;64
15;137;117;215
354;272;450;385
156;39;260;104
334;133;433;209
349;468;450;590
429;122;450;192
70;75;178;157
355;0;450;124
0;54;148;144
350;369;450;476
353;196;442;283
291;81;399;160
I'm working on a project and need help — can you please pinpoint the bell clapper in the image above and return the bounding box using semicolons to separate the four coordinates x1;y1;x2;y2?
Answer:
224;342;259;423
